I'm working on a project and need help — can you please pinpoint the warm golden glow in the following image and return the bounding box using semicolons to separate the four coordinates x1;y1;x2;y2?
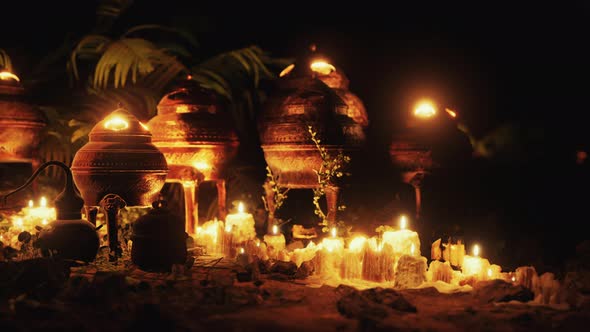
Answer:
487;268;492;278
330;227;337;238
411;243;415;255
42;219;48;225
239;247;245;254
511;276;516;282
176;105;189;113
399;215;408;230
40;197;47;208
414;100;437;118
445;108;457;118
28;200;34;208
181;180;194;188
256;239;261;247
15;217;23;228
0;71;20;82
272;224;278;235
225;224;232;233
473;244;480;257
193;161;212;171
310;60;336;75
279;63;295;77
104;116;129;131
349;236;367;253
238;202;245;214
139;122;149;130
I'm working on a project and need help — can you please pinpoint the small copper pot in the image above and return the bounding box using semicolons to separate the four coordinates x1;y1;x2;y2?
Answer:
71;107;168;207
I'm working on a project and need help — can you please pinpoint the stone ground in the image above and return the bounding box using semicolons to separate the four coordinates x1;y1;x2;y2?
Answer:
1;255;589;332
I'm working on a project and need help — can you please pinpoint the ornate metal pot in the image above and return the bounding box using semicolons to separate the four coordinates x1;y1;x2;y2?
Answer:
390;124;435;221
259;48;367;231
0;71;46;186
131;199;187;272
147;80;239;234
71;107;168;207
71;106;168;259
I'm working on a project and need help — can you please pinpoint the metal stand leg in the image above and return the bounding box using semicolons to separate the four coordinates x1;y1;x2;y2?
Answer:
183;181;198;235
263;179;277;234
100;194;126;261
86;206;98;226
325;186;340;227
216;179;227;221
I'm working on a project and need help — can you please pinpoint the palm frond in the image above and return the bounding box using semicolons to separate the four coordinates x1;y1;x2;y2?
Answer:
93;38;188;89
122;24;199;49
0;49;13;72
69;35;112;82
190;46;278;100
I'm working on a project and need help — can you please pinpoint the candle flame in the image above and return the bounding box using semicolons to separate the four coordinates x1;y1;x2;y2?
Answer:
348;236;367;253
256;240;261;247
40;197;47;208
104;116;129;131
272;224;278;235
414;100;437;118
28;200;34;208
239;247;245;254
445;108;457;118
0;71;20;81
399;215;407;230
310;60;336;75
238;202;244;213
411;243;415;255
279;63;295;77
511;276;516;282
473;244;480;257
331;227;337;238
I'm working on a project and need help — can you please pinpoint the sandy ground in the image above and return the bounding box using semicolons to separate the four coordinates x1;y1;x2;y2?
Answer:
1;255;589;332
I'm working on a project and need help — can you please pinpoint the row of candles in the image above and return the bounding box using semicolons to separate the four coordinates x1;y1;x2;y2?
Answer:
2;197;514;288
195;203;513;287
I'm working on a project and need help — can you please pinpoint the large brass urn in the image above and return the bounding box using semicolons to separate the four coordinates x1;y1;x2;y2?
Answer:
71;107;168;207
259;48;367;231
147;79;239;234
71;107;168;258
0;70;46;191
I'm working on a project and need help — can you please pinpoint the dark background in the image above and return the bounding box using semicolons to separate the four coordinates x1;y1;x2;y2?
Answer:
2;1;589;272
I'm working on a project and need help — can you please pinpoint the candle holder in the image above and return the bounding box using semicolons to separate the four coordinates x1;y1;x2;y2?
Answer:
71;106;168;260
147;80;239;234
258;45;367;232
0;69;46;187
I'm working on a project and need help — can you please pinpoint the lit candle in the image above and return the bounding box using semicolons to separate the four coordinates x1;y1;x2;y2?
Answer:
340;236;367;280
263;224;286;260
194;219;224;254
315;228;345;279
461;244;490;281
225;202;257;245
361;237;395;283
381;215;421;257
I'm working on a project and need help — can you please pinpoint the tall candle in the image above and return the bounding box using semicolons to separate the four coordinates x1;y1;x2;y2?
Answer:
361;238;395;282
340;236;367;280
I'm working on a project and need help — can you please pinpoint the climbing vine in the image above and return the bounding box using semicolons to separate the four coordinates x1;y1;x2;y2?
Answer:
308;126;351;234
261;165;289;215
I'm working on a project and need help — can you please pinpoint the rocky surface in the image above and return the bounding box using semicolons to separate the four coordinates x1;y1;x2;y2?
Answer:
0;256;589;331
